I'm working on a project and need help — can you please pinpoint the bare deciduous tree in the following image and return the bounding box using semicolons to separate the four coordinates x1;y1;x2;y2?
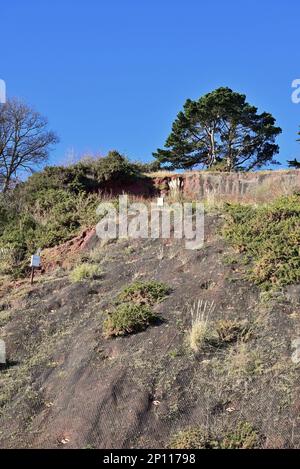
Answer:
0;99;58;192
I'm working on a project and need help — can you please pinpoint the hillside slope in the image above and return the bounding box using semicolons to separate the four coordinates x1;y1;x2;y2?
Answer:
0;215;299;449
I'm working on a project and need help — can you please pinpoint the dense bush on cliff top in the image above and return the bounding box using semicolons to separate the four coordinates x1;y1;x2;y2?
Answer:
222;194;300;290
17;150;145;197
0;151;151;276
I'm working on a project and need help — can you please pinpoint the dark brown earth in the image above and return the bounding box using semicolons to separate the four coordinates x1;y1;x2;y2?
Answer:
0;215;299;448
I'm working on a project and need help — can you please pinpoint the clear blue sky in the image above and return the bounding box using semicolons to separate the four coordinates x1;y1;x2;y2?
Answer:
1;0;300;167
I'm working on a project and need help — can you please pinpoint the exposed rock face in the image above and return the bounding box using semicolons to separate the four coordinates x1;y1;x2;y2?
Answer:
98;176;157;197
41;228;97;271
66;170;300;201
153;170;300;201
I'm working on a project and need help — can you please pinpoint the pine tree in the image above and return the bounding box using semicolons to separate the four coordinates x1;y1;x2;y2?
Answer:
153;87;282;172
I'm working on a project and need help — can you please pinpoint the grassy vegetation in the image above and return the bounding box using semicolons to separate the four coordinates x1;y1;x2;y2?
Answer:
221;422;262;449
87;246;104;264
169;427;219;449
222;195;300;290
215;319;250;344
0;151;151;278
188;317;250;352
169;422;262;449
186;300;250;353
188;318;210;352
70;263;103;283
116;281;170;306
104;280;170;338
0;190;100;273
187;300;215;352
103;303;156;337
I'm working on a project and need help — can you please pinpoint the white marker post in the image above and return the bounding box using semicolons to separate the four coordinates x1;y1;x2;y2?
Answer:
30;250;41;285
157;197;164;207
0;339;6;365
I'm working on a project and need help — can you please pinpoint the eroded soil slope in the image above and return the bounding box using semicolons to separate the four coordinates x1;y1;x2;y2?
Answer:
0;215;299;448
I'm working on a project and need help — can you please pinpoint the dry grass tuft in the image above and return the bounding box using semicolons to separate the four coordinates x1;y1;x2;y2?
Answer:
187;300;216;352
215;319;250;343
70;263;103;283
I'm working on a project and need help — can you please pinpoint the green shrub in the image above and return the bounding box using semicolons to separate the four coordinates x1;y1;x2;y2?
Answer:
0;247;24;276
103;280;170;338
169;427;219;449
70;263;103;283
0;187;101;278
103;303;156;337
16;165;91;196
222;195;300;290
221;422;262;449
169;422;262;449
132;160;161;174
0;150;148;278
33;190;100;247
208;158;230;172
15;150;142;197
117;281;170;305
91;150;141;183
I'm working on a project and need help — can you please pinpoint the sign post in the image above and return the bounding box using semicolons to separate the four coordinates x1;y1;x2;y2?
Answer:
30;250;41;285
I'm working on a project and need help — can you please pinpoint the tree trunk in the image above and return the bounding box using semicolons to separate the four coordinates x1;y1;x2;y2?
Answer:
2;175;10;193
